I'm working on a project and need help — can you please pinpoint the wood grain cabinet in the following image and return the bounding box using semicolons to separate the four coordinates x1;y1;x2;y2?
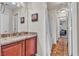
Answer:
25;37;37;56
0;36;37;56
1;41;25;56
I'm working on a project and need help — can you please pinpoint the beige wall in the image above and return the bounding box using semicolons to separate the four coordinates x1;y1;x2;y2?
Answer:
48;9;57;44
27;2;47;56
13;6;28;32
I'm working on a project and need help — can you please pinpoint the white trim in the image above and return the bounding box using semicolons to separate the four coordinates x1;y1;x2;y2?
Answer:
35;54;41;56
68;3;71;56
70;2;78;56
67;2;77;56
72;2;77;56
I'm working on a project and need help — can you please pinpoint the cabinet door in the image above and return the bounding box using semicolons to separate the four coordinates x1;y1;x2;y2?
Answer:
25;37;36;56
2;41;25;56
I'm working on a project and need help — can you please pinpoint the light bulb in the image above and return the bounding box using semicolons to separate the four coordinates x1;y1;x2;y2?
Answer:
16;3;20;7
20;2;23;4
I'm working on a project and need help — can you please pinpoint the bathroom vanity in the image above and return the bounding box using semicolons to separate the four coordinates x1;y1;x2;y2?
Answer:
0;32;37;56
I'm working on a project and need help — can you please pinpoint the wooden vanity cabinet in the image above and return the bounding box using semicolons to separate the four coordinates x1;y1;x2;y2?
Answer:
25;36;37;56
1;41;25;56
0;36;37;56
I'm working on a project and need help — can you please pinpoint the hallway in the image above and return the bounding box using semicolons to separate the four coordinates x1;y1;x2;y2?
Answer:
50;37;68;56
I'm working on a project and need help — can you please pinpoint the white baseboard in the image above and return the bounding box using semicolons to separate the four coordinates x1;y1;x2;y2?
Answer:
35;54;40;56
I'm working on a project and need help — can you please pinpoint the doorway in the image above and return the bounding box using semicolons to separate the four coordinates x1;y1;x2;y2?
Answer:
47;2;74;56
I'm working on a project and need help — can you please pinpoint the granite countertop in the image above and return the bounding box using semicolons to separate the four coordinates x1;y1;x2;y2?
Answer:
0;33;37;46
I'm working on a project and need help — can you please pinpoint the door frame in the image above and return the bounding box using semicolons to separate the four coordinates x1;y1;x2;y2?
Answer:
68;2;77;56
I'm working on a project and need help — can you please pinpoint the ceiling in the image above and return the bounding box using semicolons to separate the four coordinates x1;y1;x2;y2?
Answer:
0;2;68;11
1;2;27;10
6;2;18;10
47;2;68;10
